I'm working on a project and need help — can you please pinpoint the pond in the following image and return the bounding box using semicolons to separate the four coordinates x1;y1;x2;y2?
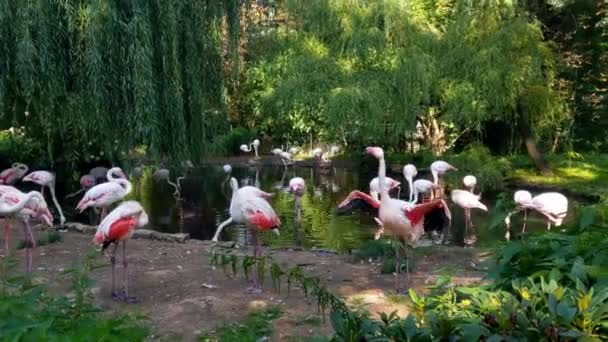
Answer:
56;162;580;252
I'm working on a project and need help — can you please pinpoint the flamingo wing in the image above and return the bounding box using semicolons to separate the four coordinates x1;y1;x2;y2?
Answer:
240;197;281;231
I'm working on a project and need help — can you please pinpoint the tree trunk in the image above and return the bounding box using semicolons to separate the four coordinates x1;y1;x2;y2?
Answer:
518;108;553;175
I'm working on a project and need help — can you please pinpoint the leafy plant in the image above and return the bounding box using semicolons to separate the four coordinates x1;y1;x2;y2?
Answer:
0;250;149;340
200;306;282;342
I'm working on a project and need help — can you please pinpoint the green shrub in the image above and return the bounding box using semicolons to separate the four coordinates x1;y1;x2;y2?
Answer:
445;144;512;193
199;306;281;342
220;127;256;155
0;252;150;341
0;128;46;167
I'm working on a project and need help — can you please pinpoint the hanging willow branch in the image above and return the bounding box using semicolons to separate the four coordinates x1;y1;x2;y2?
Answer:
0;0;241;166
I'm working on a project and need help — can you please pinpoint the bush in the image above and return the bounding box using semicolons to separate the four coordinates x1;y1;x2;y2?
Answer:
0;128;46;167
445;144;512;193
218;127;256;156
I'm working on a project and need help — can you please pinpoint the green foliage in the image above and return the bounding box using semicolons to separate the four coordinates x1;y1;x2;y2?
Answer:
445;144;512;193
0;128;45;167
219;127;255;155
241;0;570;150
210;205;608;340
0;251;149;341
200;306;282;342
0;0;240;167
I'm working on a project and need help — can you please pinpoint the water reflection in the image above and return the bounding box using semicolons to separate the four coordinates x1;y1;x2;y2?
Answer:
57;163;580;252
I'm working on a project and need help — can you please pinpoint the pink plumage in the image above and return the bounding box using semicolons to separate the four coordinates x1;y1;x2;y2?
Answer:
93;200;148;246
0;163;28;185
77;179;132;212
23;170;54;186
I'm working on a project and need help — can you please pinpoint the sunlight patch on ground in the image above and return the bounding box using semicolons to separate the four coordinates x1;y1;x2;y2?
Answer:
343;288;411;318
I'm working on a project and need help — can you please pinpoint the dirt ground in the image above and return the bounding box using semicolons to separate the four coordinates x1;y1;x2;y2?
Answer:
2;227;486;341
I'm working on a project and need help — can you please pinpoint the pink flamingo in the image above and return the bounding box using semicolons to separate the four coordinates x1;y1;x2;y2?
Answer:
212;177;280;294
504;191;568;240
76;167;131;222
366;146;451;288
450;188;487;246
93;200;148;303
412;179;441;203
0;163;29;185
0;186;53;271
337;176;402;239
22;171;66;225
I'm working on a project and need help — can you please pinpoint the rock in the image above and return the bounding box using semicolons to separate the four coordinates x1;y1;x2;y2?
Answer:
215;241;236;249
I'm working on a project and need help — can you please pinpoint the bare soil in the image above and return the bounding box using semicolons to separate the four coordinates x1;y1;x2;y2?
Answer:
2;227;486;341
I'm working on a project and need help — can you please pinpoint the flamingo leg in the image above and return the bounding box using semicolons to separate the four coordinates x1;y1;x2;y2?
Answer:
373;217;384;240
41;186;45;196
4;219;10;254
110;243;120;300
121;240;138;303
521;209;528;237
247;229;263;294
23;219;36;273
394;238;400;292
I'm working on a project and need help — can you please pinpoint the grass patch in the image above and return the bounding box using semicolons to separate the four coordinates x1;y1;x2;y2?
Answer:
16;230;63;250
384;291;409;304
509;153;608;197
200;306;282;342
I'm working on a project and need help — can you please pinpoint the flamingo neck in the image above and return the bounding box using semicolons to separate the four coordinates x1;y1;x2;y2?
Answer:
107;169;122;182
230;178;239;198
407;176;414;201
118;180;133;196
432;170;439;185
48;179;65;224
377;156;389;202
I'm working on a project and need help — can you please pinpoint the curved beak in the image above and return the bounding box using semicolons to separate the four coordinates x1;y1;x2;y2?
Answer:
41;209;54;226
272;228;280;236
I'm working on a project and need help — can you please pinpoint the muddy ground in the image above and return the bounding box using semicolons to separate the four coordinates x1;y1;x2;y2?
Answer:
2;227;486;341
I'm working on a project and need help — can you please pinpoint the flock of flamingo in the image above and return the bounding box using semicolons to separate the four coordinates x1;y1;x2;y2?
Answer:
0;141;569;301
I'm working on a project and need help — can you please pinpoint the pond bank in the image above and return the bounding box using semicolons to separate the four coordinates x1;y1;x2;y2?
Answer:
4;227;486;341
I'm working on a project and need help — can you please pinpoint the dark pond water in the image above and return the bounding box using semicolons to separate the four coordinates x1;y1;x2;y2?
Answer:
50;162;581;252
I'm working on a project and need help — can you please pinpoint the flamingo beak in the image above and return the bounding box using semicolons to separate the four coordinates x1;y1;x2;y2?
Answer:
272;228;280;236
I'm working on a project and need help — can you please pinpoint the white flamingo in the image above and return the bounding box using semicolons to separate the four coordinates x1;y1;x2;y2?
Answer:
450;189;487;246
504;191;568;240
22;170;66;225
430;160;457;198
0;186;53;271
403;164;417;201
212;178;281;293
411;179;440;203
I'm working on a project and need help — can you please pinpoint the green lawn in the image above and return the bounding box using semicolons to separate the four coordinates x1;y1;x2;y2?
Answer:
509;153;608;198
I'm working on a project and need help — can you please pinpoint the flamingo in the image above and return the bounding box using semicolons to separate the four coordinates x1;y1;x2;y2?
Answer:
223;164;232;178
288;146;300;155
366;146;451;289
89;166;110;184
411;179;441;204
66;174;96;198
403;164;417;201
22;171;66;225
329;145;340;157
312;147;323;158
369;177;401;201
0;186;53;271
430;160;457;198
504;191;568;240
289;177;305;225
450;189;487;246
212;178;280;293
0;163;29;185
279;151;293;167
93;200;148;303
76;167;131;222
463;175;477;193
240;139;261;159
153;169;183;198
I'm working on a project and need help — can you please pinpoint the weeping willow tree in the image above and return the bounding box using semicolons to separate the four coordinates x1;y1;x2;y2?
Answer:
0;0;240;168
242;0;571;172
